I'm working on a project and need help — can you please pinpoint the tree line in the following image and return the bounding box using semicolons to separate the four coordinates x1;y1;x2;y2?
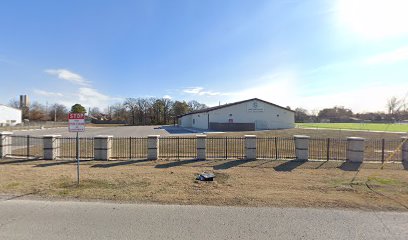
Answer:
8;97;207;125
9;94;408;124
295;95;408;123
111;98;207;125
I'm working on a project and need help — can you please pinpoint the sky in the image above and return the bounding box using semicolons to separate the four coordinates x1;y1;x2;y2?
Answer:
0;0;407;113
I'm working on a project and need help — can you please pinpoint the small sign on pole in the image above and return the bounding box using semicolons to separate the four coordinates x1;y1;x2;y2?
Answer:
68;113;85;185
68;113;85;132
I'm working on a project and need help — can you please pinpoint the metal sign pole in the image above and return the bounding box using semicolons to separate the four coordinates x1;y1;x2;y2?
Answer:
76;131;80;185
69;112;85;186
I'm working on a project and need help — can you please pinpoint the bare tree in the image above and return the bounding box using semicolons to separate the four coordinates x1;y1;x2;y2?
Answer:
29;102;47;121
387;96;401;116
110;103;127;121
188;100;207;111
8;99;20;108
295;108;309;123
89;107;101;117
48;104;68;121
123;98;138;125
161;98;173;124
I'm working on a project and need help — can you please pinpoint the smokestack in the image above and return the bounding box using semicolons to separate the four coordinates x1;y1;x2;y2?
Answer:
19;95;30;109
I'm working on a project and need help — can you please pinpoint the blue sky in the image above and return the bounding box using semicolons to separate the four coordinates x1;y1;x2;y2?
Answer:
0;0;407;113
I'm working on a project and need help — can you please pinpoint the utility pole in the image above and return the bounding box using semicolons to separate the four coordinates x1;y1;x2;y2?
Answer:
46;101;48;121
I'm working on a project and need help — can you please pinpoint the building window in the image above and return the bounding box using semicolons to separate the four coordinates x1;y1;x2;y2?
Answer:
198;115;200;117
229;113;232;116
193;119;195;124
277;114;280;117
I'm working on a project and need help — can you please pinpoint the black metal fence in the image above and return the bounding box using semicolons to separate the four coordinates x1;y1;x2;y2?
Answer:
57;137;94;160
364;139;403;162
111;137;147;159
309;138;348;161
159;137;197;159
207;137;245;159
256;137;296;159
9;135;43;159
2;135;406;162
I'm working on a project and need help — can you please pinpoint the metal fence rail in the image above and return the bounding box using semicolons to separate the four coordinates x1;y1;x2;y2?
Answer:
111;137;147;159
256;137;296;159
327;138;347;161
57;137;94;160
159;137;196;159
309;138;327;160
364;139;403;162
308;138;347;161
9;135;43;159
206;137;245;159
257;137;277;159
2;135;405;162
276;137;296;159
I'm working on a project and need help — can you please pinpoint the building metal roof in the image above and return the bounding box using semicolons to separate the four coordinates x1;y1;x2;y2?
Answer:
0;104;22;111
178;98;294;118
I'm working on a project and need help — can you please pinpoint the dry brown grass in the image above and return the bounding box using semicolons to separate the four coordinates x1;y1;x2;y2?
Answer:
209;128;408;139
1;158;407;211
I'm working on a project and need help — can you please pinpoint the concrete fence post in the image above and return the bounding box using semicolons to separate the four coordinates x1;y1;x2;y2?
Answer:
0;132;13;158
196;135;206;160
147;135;159;160
347;137;365;163
94;135;113;160
43;135;61;160
402;137;408;163
294;135;310;161
245;135;257;160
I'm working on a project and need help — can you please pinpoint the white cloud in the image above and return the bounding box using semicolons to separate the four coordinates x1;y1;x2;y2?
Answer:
163;95;172;99
182;87;225;96
363;46;408;65
336;0;408;39
45;69;90;85
76;87;122;109
33;89;63;97
42;68;121;110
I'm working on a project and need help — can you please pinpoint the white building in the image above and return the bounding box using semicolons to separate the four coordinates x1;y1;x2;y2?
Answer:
0;105;22;126
178;98;295;131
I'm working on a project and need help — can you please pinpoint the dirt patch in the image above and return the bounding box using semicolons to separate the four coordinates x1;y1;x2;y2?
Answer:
0;159;407;211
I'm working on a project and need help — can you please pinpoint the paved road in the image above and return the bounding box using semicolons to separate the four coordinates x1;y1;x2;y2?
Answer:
0;198;407;240
11;125;192;137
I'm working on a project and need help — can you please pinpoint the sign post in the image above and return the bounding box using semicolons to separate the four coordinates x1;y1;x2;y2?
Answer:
68;113;85;185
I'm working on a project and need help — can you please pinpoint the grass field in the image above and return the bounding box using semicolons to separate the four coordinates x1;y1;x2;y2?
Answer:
297;123;408;133
0;159;407;211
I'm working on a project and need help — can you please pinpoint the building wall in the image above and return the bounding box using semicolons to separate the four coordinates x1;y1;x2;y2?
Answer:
180;114;192;128
180;100;295;130
208;100;294;130
0;105;22;126
191;112;209;129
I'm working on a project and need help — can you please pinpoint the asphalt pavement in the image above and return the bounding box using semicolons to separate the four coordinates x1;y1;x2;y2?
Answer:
0;198;407;240
11;125;179;137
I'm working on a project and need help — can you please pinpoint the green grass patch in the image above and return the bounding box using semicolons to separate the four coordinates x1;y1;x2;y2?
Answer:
3;182;20;189
367;176;401;185
297;123;408;132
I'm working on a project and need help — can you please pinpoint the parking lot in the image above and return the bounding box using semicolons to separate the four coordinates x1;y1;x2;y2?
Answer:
11;125;197;137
